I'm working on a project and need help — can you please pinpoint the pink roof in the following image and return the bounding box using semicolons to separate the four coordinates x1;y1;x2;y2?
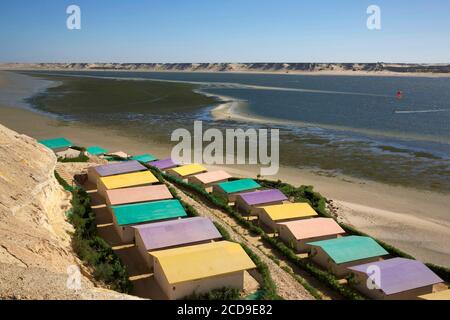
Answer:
278;217;345;240
192;170;232;184
105;184;173;206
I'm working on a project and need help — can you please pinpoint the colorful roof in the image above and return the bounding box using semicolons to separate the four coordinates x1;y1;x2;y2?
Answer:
131;153;157;163
106;185;173;206
150;241;256;284
38;137;72;150
238;189;287;206
134;217;222;251
169;164;207;177
112;199;187;226
150;158;177;170
307;236;389;264
419;289;450;300
99;171;158;190
86;146;109;156
260;202;318;221
278;217;345;240
94;160;146;177
348;258;443;295
217;179;261;194
192;170;232;184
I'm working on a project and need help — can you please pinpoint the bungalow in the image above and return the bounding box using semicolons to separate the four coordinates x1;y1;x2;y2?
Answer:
151;241;256;300
149;158;178;171
166;164;207;180
348;258;444;300
111;199;187;243
278;217;346;253
105;184;173;214
212;179;261;203
87;160;147;184
133;217;222;270
307;236;389;278
258;203;318;232
187;170;232;191
235;189;287;215
419;289;450;300
97;171;159;199
86;146;109;156
131;153;158;163
38;137;73;153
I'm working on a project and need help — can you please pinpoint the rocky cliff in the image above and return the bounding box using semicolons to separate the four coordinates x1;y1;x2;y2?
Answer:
0;124;136;299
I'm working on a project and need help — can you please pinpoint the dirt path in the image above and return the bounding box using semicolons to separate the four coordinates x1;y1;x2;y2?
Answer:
167;182;315;300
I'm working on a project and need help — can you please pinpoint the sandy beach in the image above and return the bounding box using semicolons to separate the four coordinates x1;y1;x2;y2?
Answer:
1;70;449;267
3;64;450;78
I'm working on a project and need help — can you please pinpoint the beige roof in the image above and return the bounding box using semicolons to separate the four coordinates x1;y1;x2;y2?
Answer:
260;202;318;221
105;184;172;206
278;217;345;240
192;170;232;184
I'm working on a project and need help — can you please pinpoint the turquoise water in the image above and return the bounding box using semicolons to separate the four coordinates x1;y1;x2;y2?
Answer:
23;71;450;192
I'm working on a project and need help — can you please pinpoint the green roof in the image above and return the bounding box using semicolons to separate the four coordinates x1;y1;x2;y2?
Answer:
307;236;388;264
86;146;109;155
218;179;261;194
38;138;73;150
112;199;187;226
131;154;157;163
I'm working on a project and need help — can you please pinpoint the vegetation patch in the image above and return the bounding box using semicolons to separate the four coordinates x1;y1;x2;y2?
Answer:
183;287;240;300
57;178;132;293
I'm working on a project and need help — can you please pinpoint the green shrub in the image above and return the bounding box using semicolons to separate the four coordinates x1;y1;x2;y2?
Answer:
56;177;132;293
54;171;73;191
183;287;241;300
58;152;89;163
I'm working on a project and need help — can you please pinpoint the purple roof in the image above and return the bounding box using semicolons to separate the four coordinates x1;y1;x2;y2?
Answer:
133;217;222;251
95;160;147;177
348;258;443;295
238;189;287;206
150;158;177;170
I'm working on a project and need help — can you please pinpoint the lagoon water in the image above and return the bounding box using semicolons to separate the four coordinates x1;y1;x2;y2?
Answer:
23;71;450;192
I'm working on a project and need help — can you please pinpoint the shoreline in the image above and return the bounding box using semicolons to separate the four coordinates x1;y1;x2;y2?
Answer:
1;71;450;267
3;66;450;78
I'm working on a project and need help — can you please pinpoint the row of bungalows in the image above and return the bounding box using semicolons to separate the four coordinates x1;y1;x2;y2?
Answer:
89;159;448;300
87;160;256;300
204;173;449;300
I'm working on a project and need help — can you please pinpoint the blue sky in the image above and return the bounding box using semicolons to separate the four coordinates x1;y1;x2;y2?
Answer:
1;0;449;63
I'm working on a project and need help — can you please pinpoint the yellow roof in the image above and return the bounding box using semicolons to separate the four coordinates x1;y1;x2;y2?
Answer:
260;202;318;221
150;241;256;284
419;289;450;300
171;164;207;177
99;171;158;190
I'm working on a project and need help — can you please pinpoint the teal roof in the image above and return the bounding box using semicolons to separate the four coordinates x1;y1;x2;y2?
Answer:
86;146;109;155
307;236;389;264
112;199;187;226
218;179;261;194
38;138;72;150
131;154;157;163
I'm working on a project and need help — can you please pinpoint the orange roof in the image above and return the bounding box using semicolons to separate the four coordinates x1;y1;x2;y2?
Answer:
192;170;232;184
278;217;345;240
105;185;173;206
